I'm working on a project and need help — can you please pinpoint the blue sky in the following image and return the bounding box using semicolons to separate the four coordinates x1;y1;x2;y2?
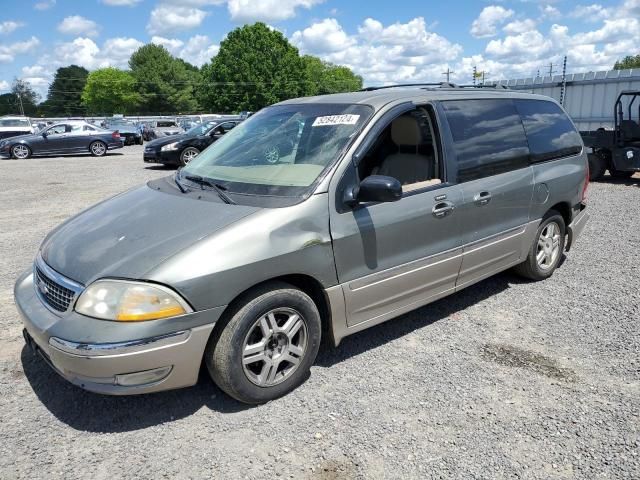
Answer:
0;0;638;99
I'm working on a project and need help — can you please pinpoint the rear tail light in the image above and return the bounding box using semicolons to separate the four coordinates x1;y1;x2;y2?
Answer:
112;130;121;139
582;161;589;204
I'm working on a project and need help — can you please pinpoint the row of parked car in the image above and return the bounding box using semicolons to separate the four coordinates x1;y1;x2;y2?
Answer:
0;114;246;160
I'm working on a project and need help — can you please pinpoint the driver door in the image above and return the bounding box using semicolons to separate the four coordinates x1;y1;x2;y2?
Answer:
37;124;68;154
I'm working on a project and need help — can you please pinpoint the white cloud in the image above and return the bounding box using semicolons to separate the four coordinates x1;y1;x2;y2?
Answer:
57;16;100;37
101;0;142;5
147;5;208;35
486;30;552;60
570;4;610;22
292;17;462;85
0;37;40;63
34;0;55;10
471;6;514;38
151;35;219;66
503;19;536;35
291;18;354;53
179;35;219;66
0;21;24;35
0;80;9;91
227;0;324;23
539;5;561;20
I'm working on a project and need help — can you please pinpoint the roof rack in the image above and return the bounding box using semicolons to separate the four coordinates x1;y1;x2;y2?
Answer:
360;82;510;92
360;82;458;91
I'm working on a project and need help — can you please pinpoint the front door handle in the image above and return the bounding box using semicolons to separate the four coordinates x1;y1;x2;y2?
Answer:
473;191;492;206
432;201;455;218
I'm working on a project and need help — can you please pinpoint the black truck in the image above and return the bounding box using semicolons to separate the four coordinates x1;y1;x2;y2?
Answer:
582;90;640;180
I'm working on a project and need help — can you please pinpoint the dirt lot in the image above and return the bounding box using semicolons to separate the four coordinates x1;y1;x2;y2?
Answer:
0;146;638;479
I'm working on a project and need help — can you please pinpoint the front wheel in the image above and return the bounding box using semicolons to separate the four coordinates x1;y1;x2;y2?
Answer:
11;144;31;159
588;153;605;181
513;210;565;281
206;282;321;404
609;166;635;179
179;147;200;166
89;141;107;157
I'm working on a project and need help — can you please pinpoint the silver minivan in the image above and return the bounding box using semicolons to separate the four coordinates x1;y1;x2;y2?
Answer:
15;85;590;404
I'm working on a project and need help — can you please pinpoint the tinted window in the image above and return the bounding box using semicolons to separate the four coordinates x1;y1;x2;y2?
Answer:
515;99;582;163
442;99;530;183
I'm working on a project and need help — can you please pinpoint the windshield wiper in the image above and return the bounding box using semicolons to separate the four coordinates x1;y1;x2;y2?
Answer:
174;174;189;193
184;174;236;204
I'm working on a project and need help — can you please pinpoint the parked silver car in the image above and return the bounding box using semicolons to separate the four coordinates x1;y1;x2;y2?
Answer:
15;85;589;403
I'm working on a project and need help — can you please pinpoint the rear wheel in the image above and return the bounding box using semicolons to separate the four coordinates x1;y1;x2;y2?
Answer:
588;153;606;181
89;141;107;157
609;166;635;179
205;282;321;404
179;147;200;166
11;144;31;159
513;210;565;281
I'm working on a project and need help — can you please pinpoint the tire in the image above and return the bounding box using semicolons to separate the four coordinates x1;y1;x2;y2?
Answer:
89;140;107;157
11;144;31;159
179;147;200;166
206;282;322;404
513;210;566;281
588;153;605;181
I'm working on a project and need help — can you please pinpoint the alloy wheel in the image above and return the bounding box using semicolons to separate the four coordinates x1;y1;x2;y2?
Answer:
91;142;106;156
241;308;307;387
182;148;199;164
536;221;561;270
12;145;30;159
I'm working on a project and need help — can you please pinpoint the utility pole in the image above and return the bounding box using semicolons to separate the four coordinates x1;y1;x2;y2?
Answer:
472;66;477;86
442;68;454;83
17;92;24;116
482;71;490;85
548;62;555;78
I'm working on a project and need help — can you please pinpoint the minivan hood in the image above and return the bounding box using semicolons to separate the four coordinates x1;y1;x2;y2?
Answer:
40;182;260;285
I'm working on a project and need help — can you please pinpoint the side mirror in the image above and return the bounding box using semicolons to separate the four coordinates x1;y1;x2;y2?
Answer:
41;131;48;137
343;175;403;207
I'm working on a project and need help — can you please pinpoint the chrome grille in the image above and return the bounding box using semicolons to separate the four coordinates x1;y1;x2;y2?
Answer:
34;266;75;312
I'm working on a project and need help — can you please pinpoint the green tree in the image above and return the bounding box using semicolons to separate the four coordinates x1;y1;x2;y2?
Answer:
129;44;199;114
0;93;18;116
301;55;363;95
40;65;89;116
10;79;39;116
200;23;306;112
81;68;140;115
614;54;640;70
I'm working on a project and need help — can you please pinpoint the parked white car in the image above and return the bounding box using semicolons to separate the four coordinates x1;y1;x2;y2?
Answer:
0;116;34;140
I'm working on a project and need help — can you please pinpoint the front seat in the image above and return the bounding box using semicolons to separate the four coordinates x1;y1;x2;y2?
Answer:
375;115;433;185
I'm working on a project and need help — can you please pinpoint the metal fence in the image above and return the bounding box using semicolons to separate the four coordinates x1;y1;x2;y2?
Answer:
492;68;640;131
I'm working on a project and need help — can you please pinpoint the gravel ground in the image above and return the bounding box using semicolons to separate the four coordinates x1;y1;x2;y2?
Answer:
0;146;638;479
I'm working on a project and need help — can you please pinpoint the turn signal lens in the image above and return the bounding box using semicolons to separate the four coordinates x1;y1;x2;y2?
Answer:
75;280;191;321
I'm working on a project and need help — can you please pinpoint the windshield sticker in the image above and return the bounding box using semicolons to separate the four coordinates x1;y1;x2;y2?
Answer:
312;115;360;127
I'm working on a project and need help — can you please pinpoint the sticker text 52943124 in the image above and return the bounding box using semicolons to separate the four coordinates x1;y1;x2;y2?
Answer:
312;115;360;127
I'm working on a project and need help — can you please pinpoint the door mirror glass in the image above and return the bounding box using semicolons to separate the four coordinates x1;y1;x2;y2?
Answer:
345;175;402;206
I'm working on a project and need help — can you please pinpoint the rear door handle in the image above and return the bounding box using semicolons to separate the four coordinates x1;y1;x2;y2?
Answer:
473;191;492;206
432;201;455;218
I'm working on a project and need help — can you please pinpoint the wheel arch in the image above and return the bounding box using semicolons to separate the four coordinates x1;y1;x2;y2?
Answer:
547;201;571;229
208;274;333;348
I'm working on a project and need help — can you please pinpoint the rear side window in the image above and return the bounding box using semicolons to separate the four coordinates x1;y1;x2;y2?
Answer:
514;99;582;163
442;99;530;183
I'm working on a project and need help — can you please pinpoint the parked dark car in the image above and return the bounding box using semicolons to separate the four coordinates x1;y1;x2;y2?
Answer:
144;120;241;167
105;120;143;146
0;121;123;159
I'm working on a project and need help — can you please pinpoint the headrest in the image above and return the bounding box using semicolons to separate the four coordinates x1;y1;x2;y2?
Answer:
391;115;422;146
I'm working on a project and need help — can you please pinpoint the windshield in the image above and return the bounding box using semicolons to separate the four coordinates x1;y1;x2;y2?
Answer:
182;103;372;197
157;121;177;128
0;118;31;127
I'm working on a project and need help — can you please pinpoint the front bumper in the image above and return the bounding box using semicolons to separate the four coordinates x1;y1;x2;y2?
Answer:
15;270;224;395
143;148;180;165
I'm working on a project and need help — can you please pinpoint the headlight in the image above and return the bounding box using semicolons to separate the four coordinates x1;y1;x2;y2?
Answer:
75;280;192;321
161;142;180;151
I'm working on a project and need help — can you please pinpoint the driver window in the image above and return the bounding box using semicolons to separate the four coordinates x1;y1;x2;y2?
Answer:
48;125;67;135
357;107;442;193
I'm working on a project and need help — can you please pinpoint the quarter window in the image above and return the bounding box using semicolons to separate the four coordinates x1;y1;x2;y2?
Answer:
514;99;582;163
442;99;530;183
